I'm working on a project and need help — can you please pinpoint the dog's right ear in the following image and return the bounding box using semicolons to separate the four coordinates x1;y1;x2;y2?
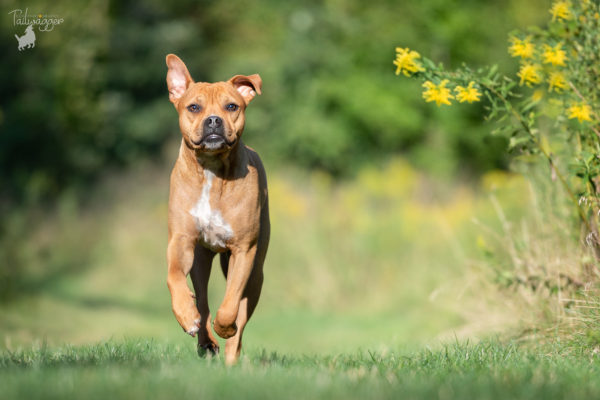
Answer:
166;54;194;105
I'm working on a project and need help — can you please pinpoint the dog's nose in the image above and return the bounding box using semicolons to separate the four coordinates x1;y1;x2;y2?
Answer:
204;115;223;129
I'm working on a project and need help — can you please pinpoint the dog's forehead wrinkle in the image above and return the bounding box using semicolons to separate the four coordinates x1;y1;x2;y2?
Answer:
187;82;241;107
218;92;239;106
192;94;206;105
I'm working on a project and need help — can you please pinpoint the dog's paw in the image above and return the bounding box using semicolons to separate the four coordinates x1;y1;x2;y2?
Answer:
213;320;238;339
185;318;201;337
186;326;199;337
197;341;220;358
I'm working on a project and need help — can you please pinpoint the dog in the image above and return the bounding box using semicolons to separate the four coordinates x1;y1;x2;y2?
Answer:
165;54;269;365
15;25;36;51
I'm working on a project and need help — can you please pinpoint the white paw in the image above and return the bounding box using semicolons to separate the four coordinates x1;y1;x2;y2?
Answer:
187;324;200;337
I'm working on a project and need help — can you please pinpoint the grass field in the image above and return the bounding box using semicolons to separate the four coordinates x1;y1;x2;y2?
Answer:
0;154;527;349
1;149;595;399
2;339;600;400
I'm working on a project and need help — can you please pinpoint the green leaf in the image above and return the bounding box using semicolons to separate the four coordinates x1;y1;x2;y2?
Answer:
509;135;531;150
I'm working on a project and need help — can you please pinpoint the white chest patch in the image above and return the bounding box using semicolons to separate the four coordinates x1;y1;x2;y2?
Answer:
189;169;233;249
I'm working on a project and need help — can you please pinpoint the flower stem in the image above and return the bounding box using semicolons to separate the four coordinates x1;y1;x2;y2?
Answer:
481;82;593;234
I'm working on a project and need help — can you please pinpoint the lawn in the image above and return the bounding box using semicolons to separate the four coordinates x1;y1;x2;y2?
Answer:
0;155;586;399
2;339;599;400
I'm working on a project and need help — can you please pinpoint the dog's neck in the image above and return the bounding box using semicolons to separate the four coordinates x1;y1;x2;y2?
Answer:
180;138;245;180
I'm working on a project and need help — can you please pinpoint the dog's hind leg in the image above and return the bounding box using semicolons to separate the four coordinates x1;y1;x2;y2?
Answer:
190;245;220;357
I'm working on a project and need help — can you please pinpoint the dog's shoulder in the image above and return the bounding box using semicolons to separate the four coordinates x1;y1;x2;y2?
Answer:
243;145;266;175
243;145;268;202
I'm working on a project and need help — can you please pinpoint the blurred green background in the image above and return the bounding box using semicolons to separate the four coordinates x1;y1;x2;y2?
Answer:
0;0;548;354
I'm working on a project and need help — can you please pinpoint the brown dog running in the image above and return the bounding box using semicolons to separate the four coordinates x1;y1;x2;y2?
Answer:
165;54;269;365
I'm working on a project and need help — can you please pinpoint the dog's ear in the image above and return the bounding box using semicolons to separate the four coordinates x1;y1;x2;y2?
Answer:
166;54;194;105
229;74;262;105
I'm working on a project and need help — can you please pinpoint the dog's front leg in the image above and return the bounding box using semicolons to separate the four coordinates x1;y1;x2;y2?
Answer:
167;233;201;336
214;246;257;342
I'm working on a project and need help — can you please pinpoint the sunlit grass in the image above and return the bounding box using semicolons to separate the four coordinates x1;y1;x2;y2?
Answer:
2;339;600;400
2;152;599;399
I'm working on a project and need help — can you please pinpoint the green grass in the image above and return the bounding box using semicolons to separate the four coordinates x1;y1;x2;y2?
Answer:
2;155;597;399
2;339;599;400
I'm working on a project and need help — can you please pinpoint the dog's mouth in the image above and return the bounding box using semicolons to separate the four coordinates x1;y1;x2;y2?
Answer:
203;134;225;145
191;133;235;151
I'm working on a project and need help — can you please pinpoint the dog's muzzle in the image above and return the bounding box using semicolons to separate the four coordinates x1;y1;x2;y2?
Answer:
196;115;228;150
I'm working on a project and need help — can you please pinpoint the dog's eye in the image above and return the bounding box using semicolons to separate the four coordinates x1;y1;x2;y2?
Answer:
187;104;201;113
226;103;239;112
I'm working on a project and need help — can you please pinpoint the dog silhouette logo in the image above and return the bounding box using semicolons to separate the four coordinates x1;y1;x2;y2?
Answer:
15;24;35;51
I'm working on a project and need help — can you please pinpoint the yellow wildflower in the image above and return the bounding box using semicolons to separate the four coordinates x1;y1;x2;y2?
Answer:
547;71;568;92
455;81;482;103
550;1;572;21
508;36;535;59
542;44;567;66
393;47;425;76
567;103;593;122
517;64;543;87
422;80;453;106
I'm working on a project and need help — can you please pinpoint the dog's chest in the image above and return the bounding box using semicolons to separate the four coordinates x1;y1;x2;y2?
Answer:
189;170;233;250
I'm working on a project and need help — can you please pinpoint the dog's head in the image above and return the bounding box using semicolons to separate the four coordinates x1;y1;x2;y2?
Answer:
166;54;262;154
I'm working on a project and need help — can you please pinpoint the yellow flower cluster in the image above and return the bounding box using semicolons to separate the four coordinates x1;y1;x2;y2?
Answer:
517;64;543;87
455;82;482;103
393;47;424;77
508;31;570;95
548;71;568;92
393;46;483;107
550;1;572;22
508;1;571;94
422;80;453;106
394;0;597;134
542;44;567;66
567;103;593;122
509;36;534;59
421;80;482;106
510;40;569;90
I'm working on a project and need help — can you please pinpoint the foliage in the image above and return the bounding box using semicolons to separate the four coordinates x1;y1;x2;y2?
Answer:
472;166;600;337
393;0;600;242
0;0;549;302
0;0;214;208
0;0;551;212
393;1;600;337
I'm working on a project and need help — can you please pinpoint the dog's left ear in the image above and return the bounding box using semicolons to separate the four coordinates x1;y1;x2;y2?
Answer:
229;74;262;105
